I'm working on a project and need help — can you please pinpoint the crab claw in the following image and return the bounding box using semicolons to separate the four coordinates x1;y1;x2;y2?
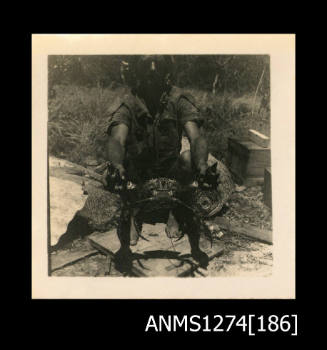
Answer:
204;221;223;238
127;181;136;190
190;181;199;188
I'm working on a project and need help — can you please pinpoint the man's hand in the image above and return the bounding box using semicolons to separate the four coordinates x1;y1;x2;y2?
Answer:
198;163;208;176
196;168;211;189
104;123;129;192
196;162;220;190
183;121;211;189
102;162;127;192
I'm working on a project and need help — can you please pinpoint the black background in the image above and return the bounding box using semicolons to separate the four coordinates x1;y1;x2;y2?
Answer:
22;29;304;339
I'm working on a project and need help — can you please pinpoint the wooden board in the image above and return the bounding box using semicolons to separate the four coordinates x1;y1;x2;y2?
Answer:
244;177;264;187
88;224;224;277
51;247;98;272
264;167;272;209
227;138;271;185
248;129;270;148
212;217;273;244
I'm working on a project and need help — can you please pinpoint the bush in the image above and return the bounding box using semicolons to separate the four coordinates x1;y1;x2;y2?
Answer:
183;88;270;161
48;85;270;166
48;84;126;164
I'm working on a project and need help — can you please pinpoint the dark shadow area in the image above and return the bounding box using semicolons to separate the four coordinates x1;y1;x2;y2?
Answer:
125;250;200;275
136;250;182;260
50;212;93;252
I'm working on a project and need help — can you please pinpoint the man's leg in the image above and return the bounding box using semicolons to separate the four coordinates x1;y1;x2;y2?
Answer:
166;210;182;238
130;208;140;246
166;151;194;239
114;206;133;272
177;150;197;184
186;215;209;267
173;206;209;268
169;150;209;267
120;160;142;246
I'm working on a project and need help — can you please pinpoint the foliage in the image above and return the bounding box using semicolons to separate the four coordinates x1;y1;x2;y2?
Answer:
48;84;270;165
48;55;270;165
183;88;270;161
49;55;270;96
48;84;126;164
173;55;270;95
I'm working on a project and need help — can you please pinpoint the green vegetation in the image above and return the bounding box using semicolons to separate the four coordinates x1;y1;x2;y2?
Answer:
48;85;125;164
184;88;270;161
48;55;270;165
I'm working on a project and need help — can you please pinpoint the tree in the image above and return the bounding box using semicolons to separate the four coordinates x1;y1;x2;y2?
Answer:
48;54;270;96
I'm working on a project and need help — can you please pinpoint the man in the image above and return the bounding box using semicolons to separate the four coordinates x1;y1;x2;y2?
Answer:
103;55;212;272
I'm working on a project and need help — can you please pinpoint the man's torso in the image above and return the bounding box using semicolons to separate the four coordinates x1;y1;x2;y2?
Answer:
107;86;202;181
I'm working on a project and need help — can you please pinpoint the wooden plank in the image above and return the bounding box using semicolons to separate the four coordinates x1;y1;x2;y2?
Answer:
247;153;271;173
248;129;270;148
51;248;99;272
88;224;224;277
248;151;271;166
229;169;264;186
88;234;147;276
244;177;264;187
227;140;249;183
228;138;270;157
227;138;271;185
212;217;273;244
264;167;272;209
246;166;268;177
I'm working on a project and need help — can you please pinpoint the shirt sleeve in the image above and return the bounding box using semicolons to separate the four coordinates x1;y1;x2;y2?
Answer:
106;103;131;135
177;94;204;128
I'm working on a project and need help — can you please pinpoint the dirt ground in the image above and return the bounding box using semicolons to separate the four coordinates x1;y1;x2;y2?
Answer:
52;232;273;277
50;155;273;278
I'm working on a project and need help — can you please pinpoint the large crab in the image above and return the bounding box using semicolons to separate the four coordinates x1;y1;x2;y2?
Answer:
116;176;222;245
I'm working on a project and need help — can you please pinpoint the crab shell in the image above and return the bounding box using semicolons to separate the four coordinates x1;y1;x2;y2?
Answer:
201;157;235;217
136;178;181;213
136;164;234;218
191;188;222;217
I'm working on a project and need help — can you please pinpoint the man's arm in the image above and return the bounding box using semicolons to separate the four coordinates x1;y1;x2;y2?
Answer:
106;123;129;178
183;121;208;176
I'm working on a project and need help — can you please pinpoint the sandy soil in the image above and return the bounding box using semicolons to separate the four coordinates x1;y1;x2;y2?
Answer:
49;176;87;245
52;230;272;277
208;235;272;277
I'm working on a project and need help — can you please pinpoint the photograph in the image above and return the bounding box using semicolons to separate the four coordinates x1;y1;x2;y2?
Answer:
32;34;295;299
48;54;272;278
